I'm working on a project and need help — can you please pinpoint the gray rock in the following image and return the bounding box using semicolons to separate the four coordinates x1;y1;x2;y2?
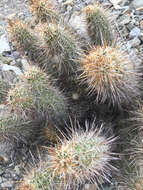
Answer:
129;48;142;68
0;168;4;176
0;54;13;65
0;25;4;36
2;64;23;75
0;177;2;184
63;0;73;5
21;58;30;71
119;15;130;26
120;25;129;37
131;0;143;9
13;51;21;59
0;34;10;53
58;0;64;3
14;165;21;176
120;0;132;6
129;27;141;39
0;70;18;84
69;13;90;40
1;181;14;188
0;69;20;84
3;172;11;178
127;37;141;49
67;5;73;11
126;22;135;31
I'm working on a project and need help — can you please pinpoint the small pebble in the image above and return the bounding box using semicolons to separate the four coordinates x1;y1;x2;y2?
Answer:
129;27;141;39
127;37;141;48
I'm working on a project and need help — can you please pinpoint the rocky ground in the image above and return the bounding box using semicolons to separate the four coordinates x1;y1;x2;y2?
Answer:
0;0;143;189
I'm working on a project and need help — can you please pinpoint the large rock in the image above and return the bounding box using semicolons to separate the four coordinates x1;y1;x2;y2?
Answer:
2;64;23;76
131;0;143;9
0;35;11;54
0;64;23;84
69;13;90;41
129;27;141;39
127;37;141;49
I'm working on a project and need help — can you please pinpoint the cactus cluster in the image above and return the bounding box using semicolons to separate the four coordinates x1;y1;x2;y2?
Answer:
0;0;142;189
18;121;116;190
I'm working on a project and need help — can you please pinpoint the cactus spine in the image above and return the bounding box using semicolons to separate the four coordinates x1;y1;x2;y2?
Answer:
8;18;49;69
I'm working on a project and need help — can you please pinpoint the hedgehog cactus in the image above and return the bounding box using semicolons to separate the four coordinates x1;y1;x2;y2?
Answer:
83;4;113;46
79;46;140;109
8;18;37;51
7;65;68;122
29;0;59;23
40;23;82;77
18;121;117;190
8;18;49;68
0;111;40;141
0;112;39;162
8;18;81;79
